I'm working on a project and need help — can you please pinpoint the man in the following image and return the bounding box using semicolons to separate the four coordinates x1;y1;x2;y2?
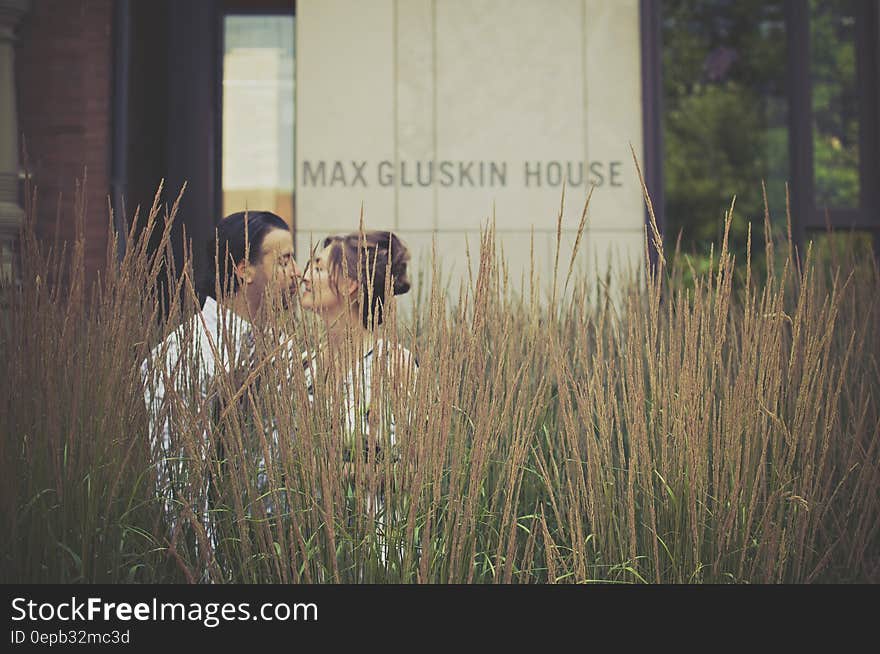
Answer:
140;211;300;581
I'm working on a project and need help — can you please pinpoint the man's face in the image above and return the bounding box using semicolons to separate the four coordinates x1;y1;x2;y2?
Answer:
247;228;300;305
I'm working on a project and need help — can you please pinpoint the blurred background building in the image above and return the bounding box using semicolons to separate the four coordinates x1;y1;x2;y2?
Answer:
2;0;878;293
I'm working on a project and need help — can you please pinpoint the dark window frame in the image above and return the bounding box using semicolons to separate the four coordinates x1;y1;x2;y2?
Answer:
222;0;295;12
786;0;880;236
641;0;880;257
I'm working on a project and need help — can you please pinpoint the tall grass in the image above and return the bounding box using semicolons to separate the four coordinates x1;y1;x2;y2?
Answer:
1;175;877;583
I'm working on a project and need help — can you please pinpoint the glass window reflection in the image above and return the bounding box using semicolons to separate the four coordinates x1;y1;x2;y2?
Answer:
810;0;860;209
222;15;295;228
662;0;790;260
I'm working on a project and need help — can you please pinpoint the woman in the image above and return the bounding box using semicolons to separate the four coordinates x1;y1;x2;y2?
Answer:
298;230;417;570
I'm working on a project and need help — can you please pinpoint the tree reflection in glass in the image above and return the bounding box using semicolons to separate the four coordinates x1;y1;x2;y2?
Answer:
662;0;789;269
810;0;860;210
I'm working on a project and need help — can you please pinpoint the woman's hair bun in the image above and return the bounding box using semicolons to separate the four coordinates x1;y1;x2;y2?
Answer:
383;231;411;296
392;271;411;296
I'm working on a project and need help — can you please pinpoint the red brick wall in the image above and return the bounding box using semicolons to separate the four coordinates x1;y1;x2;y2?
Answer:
16;0;113;286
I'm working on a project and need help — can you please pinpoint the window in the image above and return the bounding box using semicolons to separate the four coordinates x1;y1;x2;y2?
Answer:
810;0;860;210
661;0;790;259
222;14;295;228
652;0;879;257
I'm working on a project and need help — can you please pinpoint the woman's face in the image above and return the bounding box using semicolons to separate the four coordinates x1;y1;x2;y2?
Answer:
299;243;355;315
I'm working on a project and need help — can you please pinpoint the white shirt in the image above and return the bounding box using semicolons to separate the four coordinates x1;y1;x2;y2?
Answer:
302;339;418;462
140;296;254;563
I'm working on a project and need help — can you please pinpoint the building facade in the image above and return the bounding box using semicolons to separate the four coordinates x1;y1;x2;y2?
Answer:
5;0;879;292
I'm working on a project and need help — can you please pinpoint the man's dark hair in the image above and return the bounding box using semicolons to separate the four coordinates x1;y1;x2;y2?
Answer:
200;210;290;299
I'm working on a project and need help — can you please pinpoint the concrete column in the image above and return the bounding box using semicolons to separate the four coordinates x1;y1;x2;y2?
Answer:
0;0;29;284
